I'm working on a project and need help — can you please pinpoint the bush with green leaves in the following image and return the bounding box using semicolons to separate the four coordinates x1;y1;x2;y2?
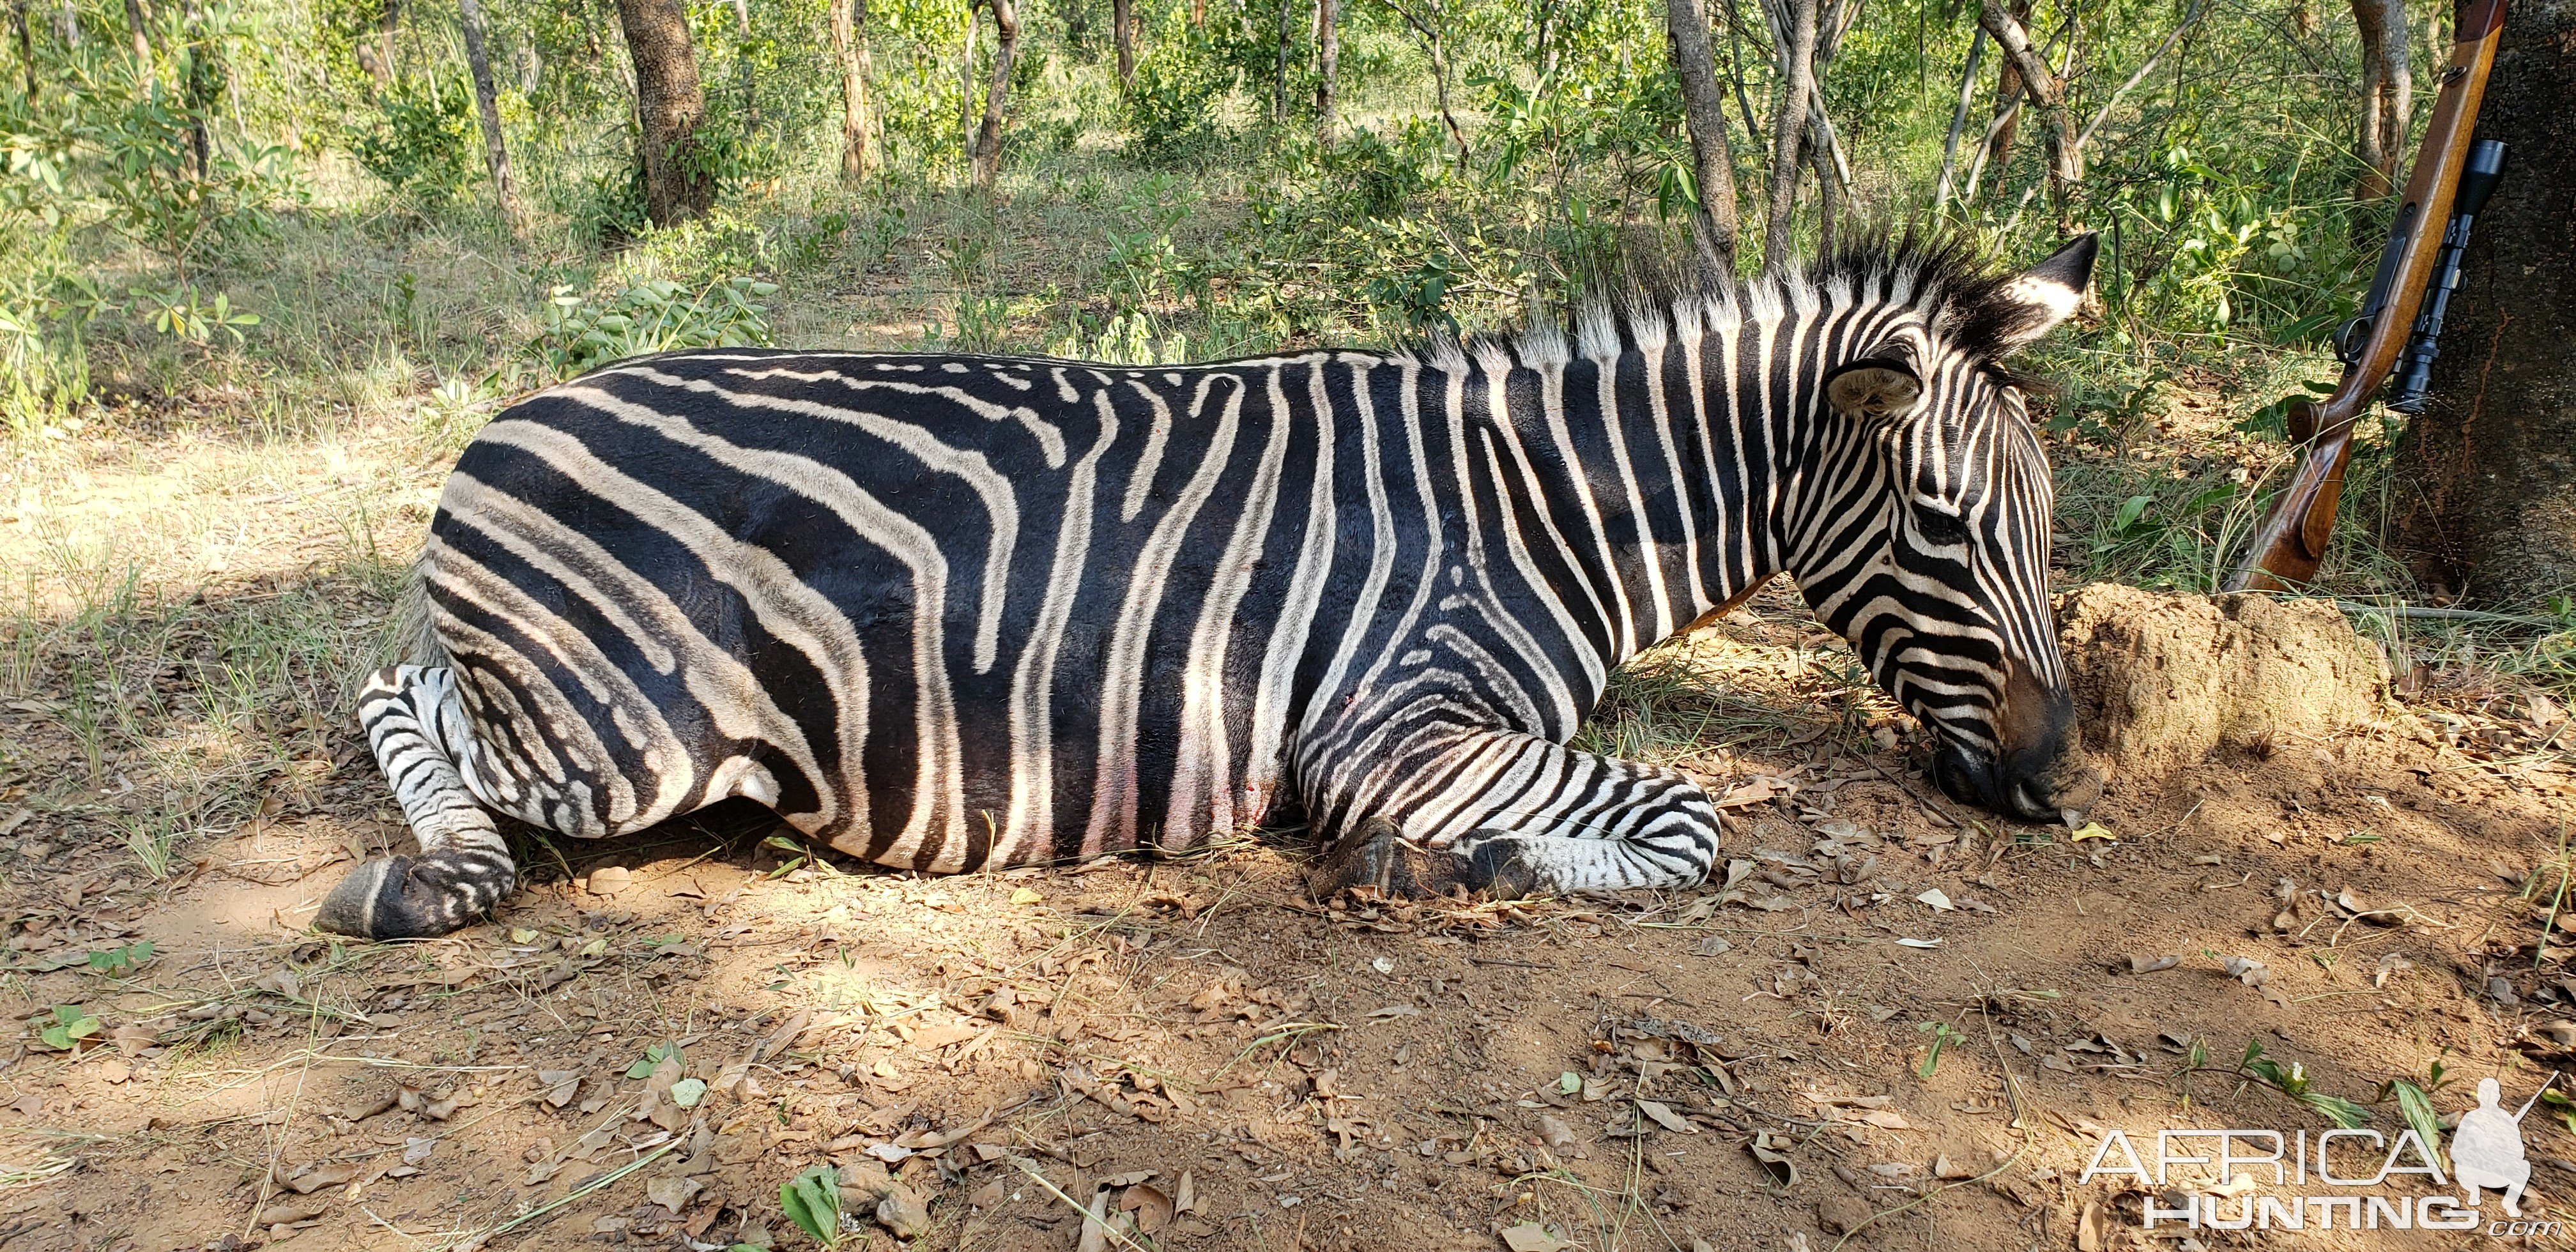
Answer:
530;277;779;379
350;75;478;204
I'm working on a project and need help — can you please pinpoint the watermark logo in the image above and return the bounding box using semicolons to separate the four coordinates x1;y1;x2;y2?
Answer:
2078;1075;2560;1238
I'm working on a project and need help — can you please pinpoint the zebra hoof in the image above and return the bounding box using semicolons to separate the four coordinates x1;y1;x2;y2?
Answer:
313;855;498;940
1307;817;1409;902
1450;837;1542;901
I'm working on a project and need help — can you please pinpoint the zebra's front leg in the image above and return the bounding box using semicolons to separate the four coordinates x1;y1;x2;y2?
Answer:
314;666;519;940
1307;730;1721;901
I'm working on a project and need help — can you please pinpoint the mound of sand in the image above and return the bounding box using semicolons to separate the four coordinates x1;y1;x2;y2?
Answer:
2056;584;2390;780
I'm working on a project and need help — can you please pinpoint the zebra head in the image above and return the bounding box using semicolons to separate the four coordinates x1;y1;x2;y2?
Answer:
1795;234;2103;826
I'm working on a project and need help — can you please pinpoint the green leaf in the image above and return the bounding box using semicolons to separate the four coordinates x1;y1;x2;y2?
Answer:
779;1164;842;1246
2112;494;2154;532
2388;1079;2447;1169
1558;1071;1580;1095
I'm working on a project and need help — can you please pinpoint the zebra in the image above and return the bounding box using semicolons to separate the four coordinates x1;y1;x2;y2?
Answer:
317;231;2106;940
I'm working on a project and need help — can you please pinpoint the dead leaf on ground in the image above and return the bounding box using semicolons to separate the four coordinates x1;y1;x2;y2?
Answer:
2126;954;2181;974
1499;1221;1572;1252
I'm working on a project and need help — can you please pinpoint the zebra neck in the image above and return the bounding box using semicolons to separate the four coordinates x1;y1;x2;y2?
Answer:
1474;333;1802;671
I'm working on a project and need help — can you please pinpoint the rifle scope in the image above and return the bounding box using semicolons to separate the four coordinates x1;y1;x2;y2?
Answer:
2387;139;2509;415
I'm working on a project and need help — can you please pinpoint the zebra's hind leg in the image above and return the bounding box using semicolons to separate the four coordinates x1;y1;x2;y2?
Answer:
315;665;519;940
1310;731;1721;901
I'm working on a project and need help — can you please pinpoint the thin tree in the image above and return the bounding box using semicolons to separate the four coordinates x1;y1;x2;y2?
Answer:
1762;0;1818;270
12;0;36;99
2350;0;2411;197
1385;0;1468;159
355;0;398;94
1666;0;1741;275
614;0;716;225
1314;0;1338;144
970;0;1019;188
1980;0;2029;174
121;0;153;90
457;0;522;229
957;0;978;155
1979;0;2080;217
1272;0;1290;121
1932;28;1987;209
1113;0;1132;88
829;0;877;184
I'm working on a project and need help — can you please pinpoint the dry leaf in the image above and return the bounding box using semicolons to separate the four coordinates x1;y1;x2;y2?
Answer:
2068;823;2116;843
1915;889;1954;912
645;1175;702;1212
1636;1101;1698;1134
1746;1141;1798;1187
2126;954;2181;974
1122;1182;1174;1234
1540;1115;1579;1149
586;866;631;895
1499;1222;1572;1252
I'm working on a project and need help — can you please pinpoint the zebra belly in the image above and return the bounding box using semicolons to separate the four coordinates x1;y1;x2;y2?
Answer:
416;349;1328;873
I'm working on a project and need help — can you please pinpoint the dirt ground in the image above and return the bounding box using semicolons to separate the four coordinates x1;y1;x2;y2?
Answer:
6;416;2576;1252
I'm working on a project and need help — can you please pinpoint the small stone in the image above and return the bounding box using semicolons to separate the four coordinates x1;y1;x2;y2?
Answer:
585;866;632;896
1818;1193;1873;1235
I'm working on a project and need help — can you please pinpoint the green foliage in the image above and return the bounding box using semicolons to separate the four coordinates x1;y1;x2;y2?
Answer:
86;940;156;977
532;278;778;379
1915;1019;1966;1078
350;76;477;203
2238;1039;2372;1129
779;1164;845;1248
624;1040;686;1079
33;1005;102;1051
2372;1064;2451;1172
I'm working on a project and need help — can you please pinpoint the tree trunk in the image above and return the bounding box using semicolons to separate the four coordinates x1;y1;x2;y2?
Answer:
12;0;35;100
615;0;714;226
958;0;978;156
731;0;749;33
829;0;877;184
970;0;1017;188
1762;0;1817;270
52;0;74;48
1809;116;1837;260
2389;0;2576;604
1314;0;1337;144
180;0;213;178
1933;27;1986;208
1112;0;1131;89
1666;0;1741;276
1272;0;1289;121
1979;0;2080;217
1982;0;2029;174
2349;0;2411;198
122;0;153;89
355;0;399;93
457;0;521;228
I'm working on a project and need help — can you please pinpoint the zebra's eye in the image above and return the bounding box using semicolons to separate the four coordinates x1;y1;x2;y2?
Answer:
1912;505;1970;546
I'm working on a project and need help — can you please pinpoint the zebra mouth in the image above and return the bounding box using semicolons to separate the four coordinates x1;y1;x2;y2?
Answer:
1932;740;2094;825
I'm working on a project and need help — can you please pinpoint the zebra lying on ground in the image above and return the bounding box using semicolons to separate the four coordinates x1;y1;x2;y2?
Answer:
318;231;2106;940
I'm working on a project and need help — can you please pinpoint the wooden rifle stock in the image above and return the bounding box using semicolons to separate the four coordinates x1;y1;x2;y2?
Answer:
2222;0;2507;593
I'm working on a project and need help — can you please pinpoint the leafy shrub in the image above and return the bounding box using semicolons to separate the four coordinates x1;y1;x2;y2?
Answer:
530;277;778;379
1124;30;1236;158
349;76;477;203
565;167;652;251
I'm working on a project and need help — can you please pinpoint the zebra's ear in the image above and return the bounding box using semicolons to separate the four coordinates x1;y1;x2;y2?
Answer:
1989;233;2099;349
1825;355;1925;424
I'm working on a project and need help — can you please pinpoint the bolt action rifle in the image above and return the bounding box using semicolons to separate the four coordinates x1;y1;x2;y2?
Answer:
2221;0;2509;593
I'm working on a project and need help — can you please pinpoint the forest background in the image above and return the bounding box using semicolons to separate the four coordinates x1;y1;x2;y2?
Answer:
1;0;2568;671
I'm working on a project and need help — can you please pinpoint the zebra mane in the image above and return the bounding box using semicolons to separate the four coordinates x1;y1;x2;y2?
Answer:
1410;227;2052;377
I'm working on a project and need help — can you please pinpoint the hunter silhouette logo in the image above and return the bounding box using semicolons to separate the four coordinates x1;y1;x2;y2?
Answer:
2452;1074;2550;1219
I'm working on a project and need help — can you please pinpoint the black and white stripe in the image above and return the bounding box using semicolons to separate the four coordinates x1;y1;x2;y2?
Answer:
318;233;2104;939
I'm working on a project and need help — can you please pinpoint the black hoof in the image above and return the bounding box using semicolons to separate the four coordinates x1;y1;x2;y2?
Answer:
1308;817;1409;902
1310;821;1538;903
1454;837;1541;901
314;852;510;940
